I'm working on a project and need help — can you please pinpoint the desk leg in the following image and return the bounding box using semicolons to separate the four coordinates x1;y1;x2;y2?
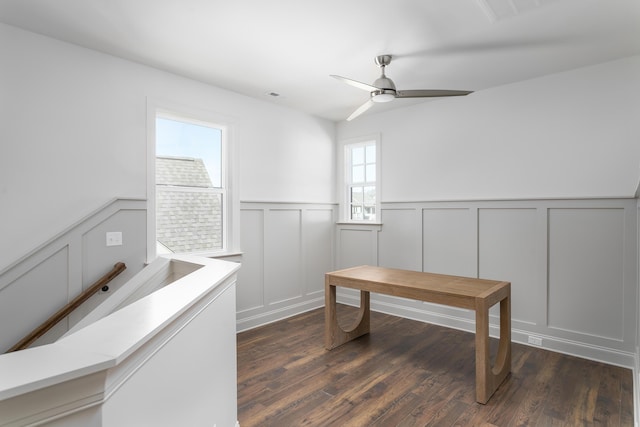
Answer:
475;292;511;404
324;282;370;350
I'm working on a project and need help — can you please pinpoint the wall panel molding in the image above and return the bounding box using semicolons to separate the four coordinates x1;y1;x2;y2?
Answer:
336;198;638;368
237;202;337;331
238;198;637;368
336;223;381;269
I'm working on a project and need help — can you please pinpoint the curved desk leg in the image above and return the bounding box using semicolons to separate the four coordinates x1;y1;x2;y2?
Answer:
475;287;511;404
325;282;370;350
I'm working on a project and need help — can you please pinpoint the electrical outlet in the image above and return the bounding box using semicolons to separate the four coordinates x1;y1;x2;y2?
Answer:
528;335;543;346
106;231;123;246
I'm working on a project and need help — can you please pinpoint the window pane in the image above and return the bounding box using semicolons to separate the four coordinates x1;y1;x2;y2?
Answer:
350;186;363;204
156;117;222;188
352;165;364;183
156;188;222;253
365;144;376;163
351;205;363;221
364;206;376;221
365;164;376;183
352;146;364;165
364;186;375;204
345;140;377;222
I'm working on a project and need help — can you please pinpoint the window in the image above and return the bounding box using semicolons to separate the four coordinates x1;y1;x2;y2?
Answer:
154;115;224;255
147;99;238;262
344;138;379;222
144;100;242;261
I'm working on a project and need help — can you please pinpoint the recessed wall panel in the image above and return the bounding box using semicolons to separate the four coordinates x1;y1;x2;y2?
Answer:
379;209;421;271
83;210;147;287
305;209;334;294
479;208;538;324
338;229;376;269
548;208;624;340
422;208;476;277
237;209;264;311
0;248;69;353
265;209;302;304
77;210;148;321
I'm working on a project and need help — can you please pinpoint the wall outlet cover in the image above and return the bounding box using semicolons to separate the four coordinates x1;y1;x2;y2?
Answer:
527;335;543;346
106;231;123;246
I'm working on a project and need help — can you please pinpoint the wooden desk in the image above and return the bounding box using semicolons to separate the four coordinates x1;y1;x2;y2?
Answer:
324;265;511;404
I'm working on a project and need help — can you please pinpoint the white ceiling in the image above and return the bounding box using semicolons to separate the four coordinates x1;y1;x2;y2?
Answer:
1;0;639;122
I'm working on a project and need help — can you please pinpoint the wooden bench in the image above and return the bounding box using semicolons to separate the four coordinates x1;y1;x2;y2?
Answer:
324;265;511;404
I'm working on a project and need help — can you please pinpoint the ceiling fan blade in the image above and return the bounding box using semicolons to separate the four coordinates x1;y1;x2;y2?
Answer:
331;75;378;92
396;89;473;98
347;99;375;121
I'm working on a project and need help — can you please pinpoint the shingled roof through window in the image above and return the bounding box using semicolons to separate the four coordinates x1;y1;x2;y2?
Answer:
156;156;213;188
156;156;222;253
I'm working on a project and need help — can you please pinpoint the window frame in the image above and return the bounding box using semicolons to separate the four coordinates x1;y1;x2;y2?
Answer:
146;99;239;262
338;134;381;223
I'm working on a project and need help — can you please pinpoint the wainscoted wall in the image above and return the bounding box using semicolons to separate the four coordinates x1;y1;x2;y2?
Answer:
6;196;634;371
337;198;638;368
0;199;148;353
236;202;337;331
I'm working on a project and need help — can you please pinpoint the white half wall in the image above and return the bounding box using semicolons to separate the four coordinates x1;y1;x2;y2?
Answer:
0;256;240;427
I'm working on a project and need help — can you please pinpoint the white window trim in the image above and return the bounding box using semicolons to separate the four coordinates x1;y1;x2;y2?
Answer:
146;97;240;262
337;133;381;224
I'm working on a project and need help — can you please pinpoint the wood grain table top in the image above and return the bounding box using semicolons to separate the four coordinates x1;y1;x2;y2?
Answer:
326;265;510;310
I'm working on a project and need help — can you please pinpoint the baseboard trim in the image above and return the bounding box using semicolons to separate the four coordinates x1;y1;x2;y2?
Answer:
338;293;636;369
236;296;324;333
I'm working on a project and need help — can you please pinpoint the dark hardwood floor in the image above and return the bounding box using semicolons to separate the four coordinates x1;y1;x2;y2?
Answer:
237;305;633;426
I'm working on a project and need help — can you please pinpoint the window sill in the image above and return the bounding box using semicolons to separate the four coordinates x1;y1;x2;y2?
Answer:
208;251;244;260
336;222;383;231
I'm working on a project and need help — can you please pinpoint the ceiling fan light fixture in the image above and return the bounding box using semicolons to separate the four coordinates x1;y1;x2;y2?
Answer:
372;90;395;103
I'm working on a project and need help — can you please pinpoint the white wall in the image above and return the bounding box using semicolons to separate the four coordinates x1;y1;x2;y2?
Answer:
0;23;335;271
337;55;640;201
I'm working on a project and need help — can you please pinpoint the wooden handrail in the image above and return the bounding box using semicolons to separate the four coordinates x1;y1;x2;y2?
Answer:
6;262;126;353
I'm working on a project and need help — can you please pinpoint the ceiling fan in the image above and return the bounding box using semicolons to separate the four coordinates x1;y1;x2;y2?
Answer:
331;55;473;121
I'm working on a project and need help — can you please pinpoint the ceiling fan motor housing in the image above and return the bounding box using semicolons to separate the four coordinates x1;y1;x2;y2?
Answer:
372;55;396;102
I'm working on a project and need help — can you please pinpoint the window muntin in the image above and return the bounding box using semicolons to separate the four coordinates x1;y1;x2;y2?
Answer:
346;141;377;221
155;115;226;254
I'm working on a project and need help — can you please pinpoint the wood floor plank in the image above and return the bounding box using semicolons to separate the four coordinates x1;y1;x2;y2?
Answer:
620;365;635;426
237;306;633;426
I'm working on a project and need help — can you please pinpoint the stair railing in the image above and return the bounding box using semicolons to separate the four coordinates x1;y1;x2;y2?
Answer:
6;262;126;353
